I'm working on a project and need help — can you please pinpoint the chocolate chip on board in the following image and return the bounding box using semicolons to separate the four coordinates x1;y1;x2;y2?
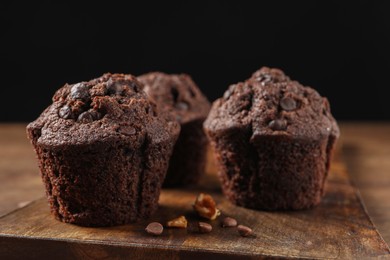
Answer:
145;222;163;236
198;222;212;233
221;217;237;228
237;224;254;237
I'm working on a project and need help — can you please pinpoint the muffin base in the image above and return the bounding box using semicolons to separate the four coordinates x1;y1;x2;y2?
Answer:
30;135;173;227
210;128;336;210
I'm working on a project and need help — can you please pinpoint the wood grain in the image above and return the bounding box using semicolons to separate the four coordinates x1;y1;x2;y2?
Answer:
340;122;390;245
0;123;389;259
0;124;43;217
0;158;389;259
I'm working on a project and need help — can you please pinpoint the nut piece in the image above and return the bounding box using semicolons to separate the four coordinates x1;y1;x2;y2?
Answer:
237;224;253;237
145;222;163;236
193;193;221;220
198;222;212;233
222;217;238;227
166;216;188;228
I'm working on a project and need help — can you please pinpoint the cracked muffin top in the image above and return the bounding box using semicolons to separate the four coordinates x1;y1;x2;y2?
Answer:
27;73;180;148
204;67;339;141
137;72;210;124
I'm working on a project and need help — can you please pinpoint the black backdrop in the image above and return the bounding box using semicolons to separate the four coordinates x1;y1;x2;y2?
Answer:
2;1;390;121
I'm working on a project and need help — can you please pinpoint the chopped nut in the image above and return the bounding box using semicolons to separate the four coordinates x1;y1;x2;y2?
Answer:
198;222;212;233
166;215;188;228
145;222;163;236
221;217;237;227
193;193;221;220
237;224;253;237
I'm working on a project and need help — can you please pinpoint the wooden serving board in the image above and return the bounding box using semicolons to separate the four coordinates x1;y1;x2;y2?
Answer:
0;153;389;259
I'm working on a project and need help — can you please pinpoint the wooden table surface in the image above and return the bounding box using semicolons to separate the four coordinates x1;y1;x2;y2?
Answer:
0;122;389;253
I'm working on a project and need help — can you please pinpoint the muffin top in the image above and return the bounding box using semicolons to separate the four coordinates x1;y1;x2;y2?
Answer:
204;67;339;141
27;73;180;148
137;72;210;124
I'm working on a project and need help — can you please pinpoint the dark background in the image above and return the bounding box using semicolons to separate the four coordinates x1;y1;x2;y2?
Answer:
1;1;390;121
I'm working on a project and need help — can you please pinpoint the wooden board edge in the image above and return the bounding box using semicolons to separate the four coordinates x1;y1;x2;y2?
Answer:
349;180;390;254
0;234;292;260
0;198;42;219
338;157;390;254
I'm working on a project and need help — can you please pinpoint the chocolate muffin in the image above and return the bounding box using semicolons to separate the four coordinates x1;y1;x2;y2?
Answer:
27;73;180;226
204;67;339;210
138;72;210;187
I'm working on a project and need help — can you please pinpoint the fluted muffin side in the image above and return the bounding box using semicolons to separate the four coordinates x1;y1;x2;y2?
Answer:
204;67;339;210
27;73;180;226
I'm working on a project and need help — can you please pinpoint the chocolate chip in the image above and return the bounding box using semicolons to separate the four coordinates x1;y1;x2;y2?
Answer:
107;79;125;95
280;97;297;111
88;110;102;120
268;119;287;131
222;217;237;228
223;89;232;99
59;105;72;119
175;102;189;110
77;111;94;123
119;126;136;136
237;225;253;237
223;85;236;99
198;222;212;233
70;83;89;100
256;74;272;86
145;222;163;236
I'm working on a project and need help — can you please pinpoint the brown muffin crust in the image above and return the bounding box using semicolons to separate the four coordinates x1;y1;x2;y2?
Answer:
27;73;180;226
138;72;210;187
204;67;339;210
138;72;210;124
207;67;338;140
